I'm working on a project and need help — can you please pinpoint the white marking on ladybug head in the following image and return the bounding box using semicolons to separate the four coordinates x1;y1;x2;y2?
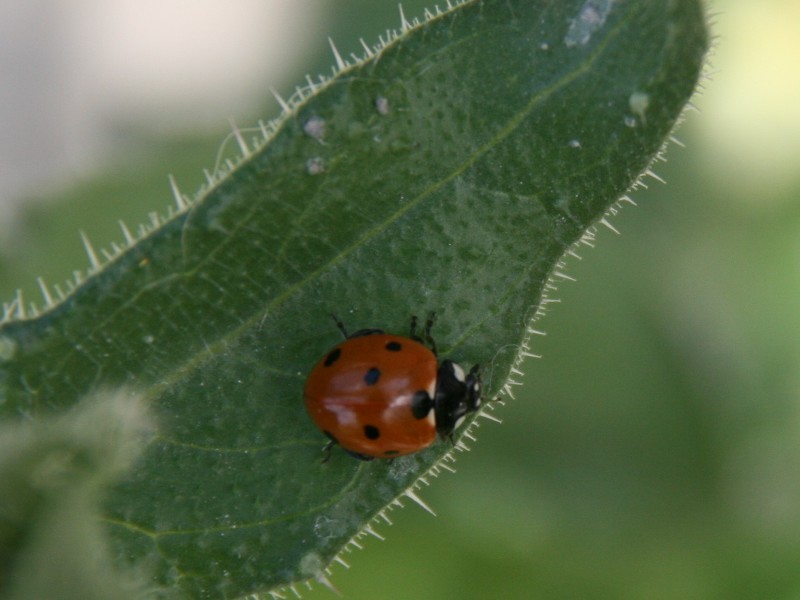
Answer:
427;378;436;398
454;415;466;430
451;363;465;382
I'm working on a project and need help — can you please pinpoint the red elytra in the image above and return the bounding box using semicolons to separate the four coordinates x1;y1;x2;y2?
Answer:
303;316;481;461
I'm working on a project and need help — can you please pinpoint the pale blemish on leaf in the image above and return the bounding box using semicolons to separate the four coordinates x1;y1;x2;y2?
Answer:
306;157;326;175
629;90;651;124
564;0;615;47
375;96;390;116
303;115;327;143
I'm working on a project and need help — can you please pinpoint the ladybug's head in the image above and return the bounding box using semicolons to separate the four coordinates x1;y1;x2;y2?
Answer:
433;361;482;440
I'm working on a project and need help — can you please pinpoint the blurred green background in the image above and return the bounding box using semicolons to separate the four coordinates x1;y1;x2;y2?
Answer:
2;1;800;598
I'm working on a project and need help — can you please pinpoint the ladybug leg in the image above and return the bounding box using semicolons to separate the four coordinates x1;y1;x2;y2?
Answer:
321;439;335;463
409;313;438;355
409;314;419;338
410;313;438;355
423;312;438;356
409;315;424;345
342;448;375;462
321;442;375;463
330;313;382;339
329;313;349;338
320;432;375;462
423;312;437;335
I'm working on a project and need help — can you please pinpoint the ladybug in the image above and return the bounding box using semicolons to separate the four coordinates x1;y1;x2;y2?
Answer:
303;315;482;461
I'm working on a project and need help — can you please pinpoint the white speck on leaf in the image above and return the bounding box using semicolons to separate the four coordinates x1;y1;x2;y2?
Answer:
629;91;650;123
306;157;326;175
375;96;390;115
303;116;326;142
564;0;614;48
298;552;325;577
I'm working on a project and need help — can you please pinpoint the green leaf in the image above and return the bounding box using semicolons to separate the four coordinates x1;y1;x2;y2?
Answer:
0;0;707;597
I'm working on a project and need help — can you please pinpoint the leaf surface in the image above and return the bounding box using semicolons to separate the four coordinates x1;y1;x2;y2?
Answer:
0;0;707;597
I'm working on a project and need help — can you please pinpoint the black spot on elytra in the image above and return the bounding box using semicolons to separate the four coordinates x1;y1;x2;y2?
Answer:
385;340;402;351
411;390;433;419
364;367;381;385
364;425;380;440
323;348;341;367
